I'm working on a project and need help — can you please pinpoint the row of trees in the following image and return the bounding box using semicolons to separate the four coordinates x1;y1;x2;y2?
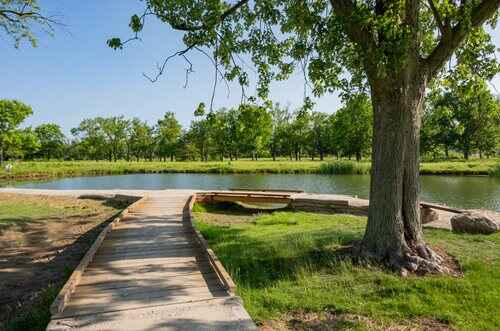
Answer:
422;79;500;160
0;94;374;162
2;87;498;163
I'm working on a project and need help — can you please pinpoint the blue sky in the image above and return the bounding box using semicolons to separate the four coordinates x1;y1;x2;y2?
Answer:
1;1;499;133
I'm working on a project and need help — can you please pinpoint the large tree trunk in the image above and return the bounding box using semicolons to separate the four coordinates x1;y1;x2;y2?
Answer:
361;77;447;275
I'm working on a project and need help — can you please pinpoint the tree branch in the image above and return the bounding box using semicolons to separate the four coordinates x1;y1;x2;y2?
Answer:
424;0;500;77
329;0;380;80
426;0;447;35
142;44;196;82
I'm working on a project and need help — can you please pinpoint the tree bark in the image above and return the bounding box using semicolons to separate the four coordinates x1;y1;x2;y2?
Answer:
463;148;470;160
361;76;447;274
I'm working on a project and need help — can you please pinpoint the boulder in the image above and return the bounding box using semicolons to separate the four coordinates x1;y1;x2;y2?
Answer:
451;211;499;234
421;207;439;224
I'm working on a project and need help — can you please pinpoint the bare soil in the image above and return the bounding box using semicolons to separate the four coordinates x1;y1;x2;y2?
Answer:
0;193;128;328
260;310;452;331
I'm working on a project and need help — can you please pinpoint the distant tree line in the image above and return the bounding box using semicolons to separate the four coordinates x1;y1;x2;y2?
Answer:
0;94;373;163
0;88;498;163
421;65;500;160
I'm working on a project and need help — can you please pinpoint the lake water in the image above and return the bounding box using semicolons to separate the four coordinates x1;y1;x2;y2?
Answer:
13;173;500;211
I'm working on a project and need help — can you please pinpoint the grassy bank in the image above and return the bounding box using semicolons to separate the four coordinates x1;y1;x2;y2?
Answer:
1;158;499;183
193;204;500;330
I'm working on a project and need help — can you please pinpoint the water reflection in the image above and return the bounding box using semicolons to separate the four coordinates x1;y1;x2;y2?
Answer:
14;173;500;211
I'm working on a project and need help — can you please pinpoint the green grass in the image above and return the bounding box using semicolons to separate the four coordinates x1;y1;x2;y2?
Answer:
489;163;500;177
0;200;84;221
193;207;500;330
1;158;499;183
4;286;59;331
0;195;120;232
319;160;370;174
420;159;500;175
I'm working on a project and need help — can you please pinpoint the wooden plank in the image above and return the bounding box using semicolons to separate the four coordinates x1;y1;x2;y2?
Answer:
420;201;464;213
212;194;291;204
49;195;149;316
92;247;200;262
84;259;208;275
112;222;185;231
100;236;194;249
99;240;196;253
89;255;209;268
186;194;237;294
76;272;220;293
59;287;229;318
107;231;191;239
79;265;214;286
229;188;303;193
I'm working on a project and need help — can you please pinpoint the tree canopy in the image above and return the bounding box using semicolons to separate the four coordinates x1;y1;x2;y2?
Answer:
0;0;57;47
109;1;498;102
0;99;33;163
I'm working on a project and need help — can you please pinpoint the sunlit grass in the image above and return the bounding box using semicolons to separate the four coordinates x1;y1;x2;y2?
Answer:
194;205;500;330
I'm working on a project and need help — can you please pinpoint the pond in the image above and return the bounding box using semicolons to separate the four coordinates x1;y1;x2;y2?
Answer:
13;173;500;211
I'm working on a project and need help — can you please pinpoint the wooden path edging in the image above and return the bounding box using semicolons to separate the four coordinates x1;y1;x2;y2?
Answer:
185;193;237;294
49;194;147;316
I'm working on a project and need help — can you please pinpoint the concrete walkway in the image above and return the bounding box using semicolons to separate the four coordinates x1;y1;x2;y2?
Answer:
46;191;256;331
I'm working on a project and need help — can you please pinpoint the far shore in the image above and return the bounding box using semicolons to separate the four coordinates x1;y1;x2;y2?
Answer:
0;159;499;183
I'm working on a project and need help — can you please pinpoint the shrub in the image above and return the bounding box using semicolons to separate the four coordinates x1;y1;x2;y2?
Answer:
319;161;370;175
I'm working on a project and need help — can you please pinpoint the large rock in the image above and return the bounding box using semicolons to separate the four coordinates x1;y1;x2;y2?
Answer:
421;207;439;224
451;211;499;234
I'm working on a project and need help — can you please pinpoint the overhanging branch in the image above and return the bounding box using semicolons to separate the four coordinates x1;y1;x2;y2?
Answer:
329;0;380;81
424;0;500;77
161;0;249;32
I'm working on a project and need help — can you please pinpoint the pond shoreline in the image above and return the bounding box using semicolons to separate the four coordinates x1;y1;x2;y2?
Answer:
0;166;496;185
1;159;498;183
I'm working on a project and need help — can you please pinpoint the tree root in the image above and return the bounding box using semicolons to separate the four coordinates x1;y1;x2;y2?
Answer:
355;242;459;277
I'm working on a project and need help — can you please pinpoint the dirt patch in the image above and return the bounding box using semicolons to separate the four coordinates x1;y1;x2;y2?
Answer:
0;193;128;329
260;310;452;331
427;245;463;277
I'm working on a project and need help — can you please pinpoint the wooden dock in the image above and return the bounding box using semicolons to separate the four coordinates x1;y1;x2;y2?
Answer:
47;192;256;331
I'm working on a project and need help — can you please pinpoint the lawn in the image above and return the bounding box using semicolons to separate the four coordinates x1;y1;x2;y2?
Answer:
193;204;500;330
0;193;128;331
0;158;499;183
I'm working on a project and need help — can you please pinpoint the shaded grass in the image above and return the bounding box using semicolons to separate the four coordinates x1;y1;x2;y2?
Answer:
192;201;252;214
4;285;59;331
489;163;500;177
194;207;500;330
1;159;499;184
